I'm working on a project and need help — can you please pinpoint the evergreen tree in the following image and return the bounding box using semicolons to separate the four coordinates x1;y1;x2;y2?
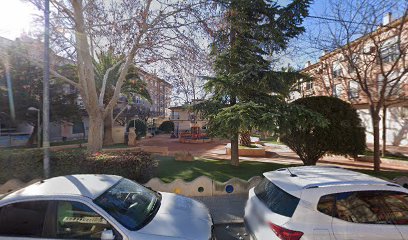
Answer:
198;0;315;166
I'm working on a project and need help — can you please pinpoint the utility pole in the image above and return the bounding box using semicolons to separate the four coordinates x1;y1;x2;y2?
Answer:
43;0;50;178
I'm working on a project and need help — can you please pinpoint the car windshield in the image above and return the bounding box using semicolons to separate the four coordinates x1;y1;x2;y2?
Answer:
94;178;161;230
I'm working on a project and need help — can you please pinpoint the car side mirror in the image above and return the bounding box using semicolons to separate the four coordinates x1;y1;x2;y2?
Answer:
101;229;115;240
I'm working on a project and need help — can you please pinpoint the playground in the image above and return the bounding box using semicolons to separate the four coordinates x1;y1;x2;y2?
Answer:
178;126;212;143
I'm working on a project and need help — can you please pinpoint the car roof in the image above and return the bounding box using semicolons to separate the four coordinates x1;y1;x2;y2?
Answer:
263;166;399;198
2;174;122;201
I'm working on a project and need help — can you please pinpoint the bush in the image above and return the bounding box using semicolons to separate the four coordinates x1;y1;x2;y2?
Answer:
0;148;158;184
0;149;44;183
128;119;147;139
280;96;366;165
159;121;174;133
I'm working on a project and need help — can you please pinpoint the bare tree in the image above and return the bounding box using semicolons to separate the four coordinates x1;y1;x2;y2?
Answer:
164;47;212;105
305;0;408;171
28;0;211;152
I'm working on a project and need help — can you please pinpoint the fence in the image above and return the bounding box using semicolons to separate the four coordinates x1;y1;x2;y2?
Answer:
0;133;30;148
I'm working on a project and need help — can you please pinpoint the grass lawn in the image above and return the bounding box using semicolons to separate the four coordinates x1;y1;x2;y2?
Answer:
50;139;86;146
103;143;129;149
157;156;293;183
156;156;408;182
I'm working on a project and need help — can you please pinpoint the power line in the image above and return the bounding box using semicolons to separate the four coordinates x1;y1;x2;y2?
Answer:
307;15;381;27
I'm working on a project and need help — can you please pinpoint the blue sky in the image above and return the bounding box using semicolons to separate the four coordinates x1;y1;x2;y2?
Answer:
1;0;400;68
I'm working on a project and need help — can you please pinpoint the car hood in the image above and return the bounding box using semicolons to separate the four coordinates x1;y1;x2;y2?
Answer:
137;192;213;240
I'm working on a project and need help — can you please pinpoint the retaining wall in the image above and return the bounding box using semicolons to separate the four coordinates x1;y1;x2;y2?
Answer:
145;176;263;197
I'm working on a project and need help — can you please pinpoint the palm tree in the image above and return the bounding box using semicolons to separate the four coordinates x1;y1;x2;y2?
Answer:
94;51;151;145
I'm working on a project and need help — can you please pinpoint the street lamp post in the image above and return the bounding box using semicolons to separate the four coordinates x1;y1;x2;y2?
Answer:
28;107;41;148
43;0;51;178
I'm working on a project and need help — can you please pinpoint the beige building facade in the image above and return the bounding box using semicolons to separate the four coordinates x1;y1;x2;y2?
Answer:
293;16;408;146
169;105;208;134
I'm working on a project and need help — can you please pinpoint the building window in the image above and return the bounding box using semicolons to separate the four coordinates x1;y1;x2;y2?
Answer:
171;111;180;120
348;81;359;99
305;81;313;91
332;61;342;78
72;121;84;134
334;84;343;98
378;71;401;96
381;37;399;63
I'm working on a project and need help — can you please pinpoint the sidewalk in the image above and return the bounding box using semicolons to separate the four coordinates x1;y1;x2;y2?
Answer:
366;143;408;157
200;143;408;172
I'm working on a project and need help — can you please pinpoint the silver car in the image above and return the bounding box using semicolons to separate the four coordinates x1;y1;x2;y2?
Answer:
0;174;214;240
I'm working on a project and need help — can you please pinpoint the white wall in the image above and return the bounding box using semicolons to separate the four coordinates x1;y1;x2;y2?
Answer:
358;106;408;146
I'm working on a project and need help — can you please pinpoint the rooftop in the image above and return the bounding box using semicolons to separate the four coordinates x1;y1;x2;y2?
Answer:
3;174;122;200
264;166;397;197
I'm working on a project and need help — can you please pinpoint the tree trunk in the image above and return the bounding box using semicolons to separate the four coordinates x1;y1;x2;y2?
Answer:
87;114;104;153
382;106;387;157
103;109;114;146
239;131;251;147
371;111;381;172
231;134;239;166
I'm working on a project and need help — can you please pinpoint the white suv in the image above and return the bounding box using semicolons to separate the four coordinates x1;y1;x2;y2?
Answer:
244;166;408;240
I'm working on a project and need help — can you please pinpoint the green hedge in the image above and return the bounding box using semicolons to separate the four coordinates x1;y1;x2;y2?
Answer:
128;119;147;139
281;96;366;165
0;148;158;184
159;121;175;133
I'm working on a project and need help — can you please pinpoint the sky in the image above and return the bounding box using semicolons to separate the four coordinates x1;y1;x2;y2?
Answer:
0;0;395;67
0;0;326;39
0;0;39;40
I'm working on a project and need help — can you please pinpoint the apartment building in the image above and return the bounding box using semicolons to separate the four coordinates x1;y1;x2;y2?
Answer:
0;35;172;145
66;68;173;141
293;14;408;146
169;100;208;134
135;68;172;118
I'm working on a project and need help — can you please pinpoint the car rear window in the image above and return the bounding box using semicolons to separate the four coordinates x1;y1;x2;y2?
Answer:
254;178;300;217
317;190;408;225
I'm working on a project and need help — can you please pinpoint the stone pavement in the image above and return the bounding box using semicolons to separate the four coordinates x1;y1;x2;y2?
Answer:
193;194;248;224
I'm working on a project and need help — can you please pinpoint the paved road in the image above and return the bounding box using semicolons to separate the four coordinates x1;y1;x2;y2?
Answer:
214;223;250;240
193;194;250;239
193;194;248;224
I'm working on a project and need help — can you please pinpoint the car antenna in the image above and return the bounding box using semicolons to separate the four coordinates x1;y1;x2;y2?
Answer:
287;168;297;177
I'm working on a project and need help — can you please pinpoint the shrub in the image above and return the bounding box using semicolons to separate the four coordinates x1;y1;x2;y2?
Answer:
0;148;158;184
128;119;147;139
0;149;44;183
280;96;366;165
159;121;174;133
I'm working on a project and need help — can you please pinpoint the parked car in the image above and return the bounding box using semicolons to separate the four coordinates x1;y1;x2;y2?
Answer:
244;166;408;240
0;174;214;240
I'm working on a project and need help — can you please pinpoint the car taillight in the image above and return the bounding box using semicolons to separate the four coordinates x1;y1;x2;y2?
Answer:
269;222;303;240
